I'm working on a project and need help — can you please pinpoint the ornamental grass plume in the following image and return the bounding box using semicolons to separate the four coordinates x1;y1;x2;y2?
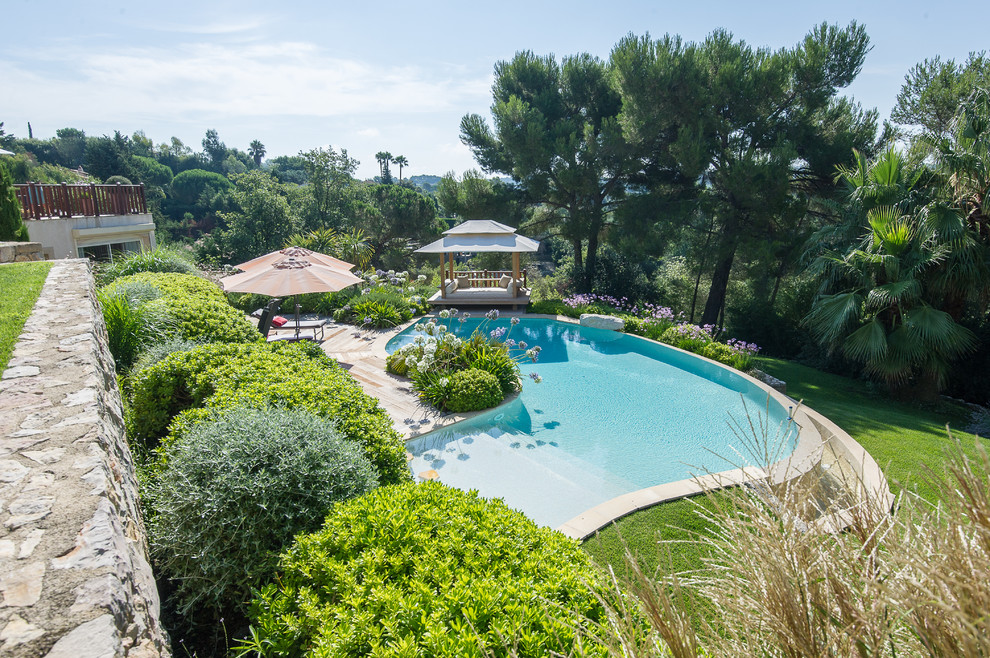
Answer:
583;425;990;656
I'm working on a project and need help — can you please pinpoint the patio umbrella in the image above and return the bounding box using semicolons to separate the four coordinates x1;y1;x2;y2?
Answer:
234;246;356;272
220;255;363;297
0;148;14;156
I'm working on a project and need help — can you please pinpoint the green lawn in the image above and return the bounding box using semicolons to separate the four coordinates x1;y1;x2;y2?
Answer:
582;355;988;577
0;261;52;371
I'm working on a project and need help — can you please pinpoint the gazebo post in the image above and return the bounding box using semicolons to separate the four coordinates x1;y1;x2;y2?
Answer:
448;253;454;283
439;254;446;298
512;252;521;298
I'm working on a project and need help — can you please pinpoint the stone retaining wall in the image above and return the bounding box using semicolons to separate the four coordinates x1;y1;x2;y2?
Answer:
0;242;44;264
0;260;169;656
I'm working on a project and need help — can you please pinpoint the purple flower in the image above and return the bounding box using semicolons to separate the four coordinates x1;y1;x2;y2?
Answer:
528;372;543;383
490;327;507;340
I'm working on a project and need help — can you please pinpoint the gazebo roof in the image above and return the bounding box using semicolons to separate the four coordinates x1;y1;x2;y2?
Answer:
415;219;540;254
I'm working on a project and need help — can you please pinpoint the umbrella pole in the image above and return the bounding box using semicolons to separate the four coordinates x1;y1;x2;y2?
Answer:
295;302;301;338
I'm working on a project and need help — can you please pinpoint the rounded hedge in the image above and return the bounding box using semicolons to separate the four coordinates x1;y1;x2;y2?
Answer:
126;341;408;484
103;272;259;344
147;405;379;622
446;368;503;412
239;483;611;657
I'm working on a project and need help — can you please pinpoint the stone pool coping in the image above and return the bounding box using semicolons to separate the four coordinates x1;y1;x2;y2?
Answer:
361;313;893;540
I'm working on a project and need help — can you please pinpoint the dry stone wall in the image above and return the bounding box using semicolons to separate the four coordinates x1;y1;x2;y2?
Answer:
0;242;44;264
0;260;169;656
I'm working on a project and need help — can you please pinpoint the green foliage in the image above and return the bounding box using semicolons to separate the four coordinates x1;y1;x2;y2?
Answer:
169;168;231;205
461;50;632;293
892;53;990;136
132;155;174;187
0;160;28;241
95;244;199;286
213;170;297;264
0;262;51;371
806;147;981;397
238;482;611;657
126;341;407;484
352;183;442;266
336;298;408;328
527;298;577;317
147;405;378;623
463;342;520;396
445;368;504;412
385;351;409;376
103;272;260;344
97;282;175;372
130;337;202;380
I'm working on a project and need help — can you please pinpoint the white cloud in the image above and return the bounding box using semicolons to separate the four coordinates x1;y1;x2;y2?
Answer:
0;40;491;125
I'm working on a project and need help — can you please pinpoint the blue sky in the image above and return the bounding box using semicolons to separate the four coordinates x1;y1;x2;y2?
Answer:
3;0;987;179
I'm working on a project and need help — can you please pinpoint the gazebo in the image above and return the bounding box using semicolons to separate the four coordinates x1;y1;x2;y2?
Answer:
414;220;540;310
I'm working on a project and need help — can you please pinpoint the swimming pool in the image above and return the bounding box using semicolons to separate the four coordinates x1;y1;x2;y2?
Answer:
387;317;798;528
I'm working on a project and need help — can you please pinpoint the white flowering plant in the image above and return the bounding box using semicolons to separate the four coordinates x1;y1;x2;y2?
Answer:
385;309;542;411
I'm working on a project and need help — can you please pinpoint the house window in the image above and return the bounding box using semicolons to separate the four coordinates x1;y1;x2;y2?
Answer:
77;240;142;262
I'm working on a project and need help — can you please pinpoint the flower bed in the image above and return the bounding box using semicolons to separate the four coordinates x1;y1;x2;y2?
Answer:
386;309;541;411
534;293;760;372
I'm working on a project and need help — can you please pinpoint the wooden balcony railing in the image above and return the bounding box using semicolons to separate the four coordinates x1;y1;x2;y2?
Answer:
452;269;528;289
14;183;147;220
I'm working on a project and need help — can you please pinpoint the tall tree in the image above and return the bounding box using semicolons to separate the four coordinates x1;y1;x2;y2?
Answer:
214;171;296;263
0;160;29;241
202;129;227;172
249;140;267;167
614;23;874;326
393;155;408;180
461;51;635;291
374;151;394;184
299;146;358;230
892;52;990;137
53;128;87;168
85;132;137;181
353;183;441;261
436;169;526;222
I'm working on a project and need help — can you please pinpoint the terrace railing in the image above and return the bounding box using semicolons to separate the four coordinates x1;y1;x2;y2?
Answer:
454;269;528;289
14;183;147;220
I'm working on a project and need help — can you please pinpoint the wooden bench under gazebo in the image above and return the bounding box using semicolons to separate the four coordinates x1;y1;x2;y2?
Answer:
415;220;540;310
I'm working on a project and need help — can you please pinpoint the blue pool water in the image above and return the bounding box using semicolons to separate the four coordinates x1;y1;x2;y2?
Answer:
387;317;797;528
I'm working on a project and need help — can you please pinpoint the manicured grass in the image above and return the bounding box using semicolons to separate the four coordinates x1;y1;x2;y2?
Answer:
582;355;988;578
0;261;52;371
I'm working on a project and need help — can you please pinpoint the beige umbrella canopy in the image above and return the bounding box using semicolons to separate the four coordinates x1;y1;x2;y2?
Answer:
234;246;356;273
220;255;363;297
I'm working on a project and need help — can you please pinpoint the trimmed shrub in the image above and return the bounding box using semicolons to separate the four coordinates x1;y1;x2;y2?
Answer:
238;483;612;657
127;341;407;484
445;368;503;412
147;405;378;622
96;244;199;286
130;337;202;376
104;272;260;344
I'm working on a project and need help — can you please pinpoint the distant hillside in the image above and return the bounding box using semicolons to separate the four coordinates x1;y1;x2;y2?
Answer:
408;174;442;194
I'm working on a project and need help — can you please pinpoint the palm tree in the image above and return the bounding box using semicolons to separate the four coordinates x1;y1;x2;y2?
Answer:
393;155;408;181
374;151;393;183
806;148;979;399
249;140;266;167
